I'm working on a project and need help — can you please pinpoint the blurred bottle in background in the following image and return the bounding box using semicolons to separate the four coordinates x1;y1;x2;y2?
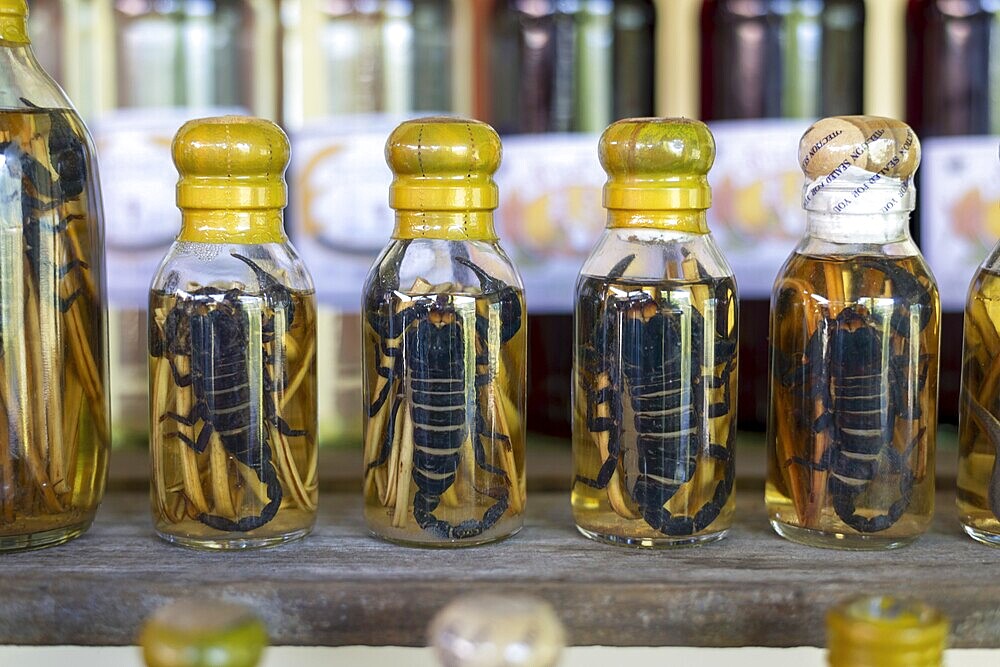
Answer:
95;0;279;446
908;0;1000;423
478;0;657;436
700;0;866;428
283;0;458;446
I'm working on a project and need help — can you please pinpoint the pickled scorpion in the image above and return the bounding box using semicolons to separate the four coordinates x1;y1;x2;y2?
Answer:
152;254;303;532
365;255;522;539
575;254;737;536
964;394;1000;520
777;260;933;532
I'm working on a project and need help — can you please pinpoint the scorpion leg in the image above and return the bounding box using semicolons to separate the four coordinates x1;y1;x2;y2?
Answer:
166;356;194;388
455;256;523;344
274;415;307;438
366;390;403;472
574;381;622;490
966;396;1000;519
472;410;511;482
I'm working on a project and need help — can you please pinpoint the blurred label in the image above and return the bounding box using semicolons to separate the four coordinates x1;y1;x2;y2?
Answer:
93;107;246;309
707;119;811;299
495;133;604;313
288;115;410;311
921;136;1000;311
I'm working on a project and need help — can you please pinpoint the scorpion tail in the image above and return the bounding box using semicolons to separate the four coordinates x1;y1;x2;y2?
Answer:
412;488;509;541
635;445;735;537
198;456;284;534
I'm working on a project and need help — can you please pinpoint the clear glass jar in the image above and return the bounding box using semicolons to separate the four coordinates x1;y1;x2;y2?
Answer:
572;119;738;547
0;0;110;551
957;240;1000;546
149;117;317;549
766;117;939;550
363;118;527;546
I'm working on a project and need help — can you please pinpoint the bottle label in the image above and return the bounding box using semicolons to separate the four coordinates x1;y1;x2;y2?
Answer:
920;135;999;311
93;107;247;309
495;133;605;313
706;119;813;298
287;115;415;310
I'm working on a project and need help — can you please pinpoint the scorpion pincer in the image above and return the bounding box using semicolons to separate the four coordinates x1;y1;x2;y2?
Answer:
779;258;934;533
576;254;737;536
365;255;522;539
153;253;303;532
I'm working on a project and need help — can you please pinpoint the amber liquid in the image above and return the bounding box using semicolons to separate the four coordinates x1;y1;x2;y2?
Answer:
958;266;1000;545
572;273;738;547
363;281;527;547
766;253;939;549
0;108;108;550
149;288;318;550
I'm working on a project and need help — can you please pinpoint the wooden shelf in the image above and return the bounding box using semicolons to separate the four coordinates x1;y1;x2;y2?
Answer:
1;445;996;649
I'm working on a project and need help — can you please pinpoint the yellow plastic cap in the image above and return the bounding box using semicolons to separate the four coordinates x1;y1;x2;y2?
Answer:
799;115;920;181
599;117;715;211
173;115;289;211
0;0;29;44
385;116;502;211
827;596;948;667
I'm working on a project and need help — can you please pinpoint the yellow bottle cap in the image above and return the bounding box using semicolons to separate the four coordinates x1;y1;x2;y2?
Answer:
599;117;715;211
385;116;502;212
172;116;289;244
139;599;268;667
827;596;948;667
0;0;29;45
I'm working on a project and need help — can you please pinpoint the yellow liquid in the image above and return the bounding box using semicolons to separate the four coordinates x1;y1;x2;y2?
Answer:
0;108;109;550
149;287;318;549
958;266;1000;545
571;273;738;547
363;283;526;547
766;252;938;549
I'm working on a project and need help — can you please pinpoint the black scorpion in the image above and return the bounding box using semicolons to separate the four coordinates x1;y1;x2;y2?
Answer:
575;254;737;536
963;395;1000;520
0;99;89;313
152;254;303;532
778;259;933;533
365;255;522;539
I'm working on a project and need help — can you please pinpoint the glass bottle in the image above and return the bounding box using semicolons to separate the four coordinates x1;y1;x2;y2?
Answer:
572;118;738;547
482;0;657;438
102;0;279;448
148;116;317;549
140;599;268;667
701;0;866;429
766;116;938;549
0;0;109;551
907;0;1000;426
957;238;1000;545
363;117;527;546
827;596;948;667
283;0;455;449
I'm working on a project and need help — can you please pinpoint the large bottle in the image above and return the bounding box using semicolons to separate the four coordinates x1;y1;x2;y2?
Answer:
957;236;1000;546
907;0;1000;424
766;116;938;550
101;0;279;447
482;0;657;436
148;117;317;549
0;0;109;550
283;0;456;448
572;118;738;547
363;117;527;546
701;0;866;428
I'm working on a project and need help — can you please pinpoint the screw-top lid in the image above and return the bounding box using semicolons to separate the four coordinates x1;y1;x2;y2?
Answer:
0;0;29;45
599;117;715;211
385;116;502;212
827;596;948;667
799;116;920;214
139;599;268;667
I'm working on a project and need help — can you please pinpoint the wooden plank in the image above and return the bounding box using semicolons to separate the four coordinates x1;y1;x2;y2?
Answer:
0;485;995;649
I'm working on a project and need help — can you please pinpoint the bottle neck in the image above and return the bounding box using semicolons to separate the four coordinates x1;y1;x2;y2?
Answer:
0;41;71;110
178;209;286;244
392;210;497;241
606;210;709;234
0;14;28;48
804;209;911;245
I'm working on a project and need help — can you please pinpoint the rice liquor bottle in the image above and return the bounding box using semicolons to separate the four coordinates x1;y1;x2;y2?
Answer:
363;117;526;546
766;116;939;549
572;118;738;547
148;117;317;549
0;0;110;550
